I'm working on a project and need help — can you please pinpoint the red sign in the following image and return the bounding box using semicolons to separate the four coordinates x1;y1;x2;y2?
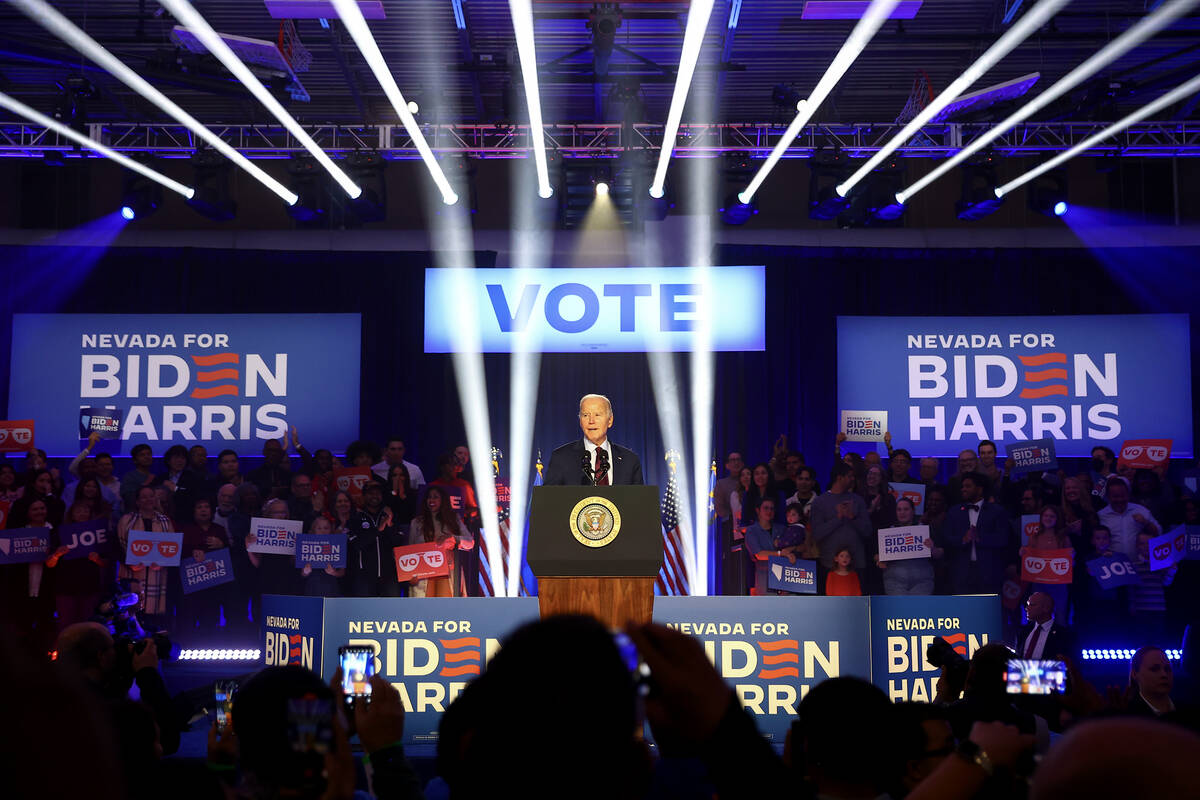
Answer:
130;539;153;557
1001;579;1023;610
1021;547;1074;585
333;467;373;497
393;542;451;581
0;500;10;530
1118;438;1172;470
157;540;179;558
0;420;35;453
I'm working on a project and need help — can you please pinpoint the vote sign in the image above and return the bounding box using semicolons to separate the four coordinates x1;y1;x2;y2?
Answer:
295;534;348;569
888;482;926;515
1085;554;1140;590
1149;526;1188;571
0;527;50;563
394;543;451;581
248;517;302;555
1021;548;1073;584
1020;515;1040;546
124;531;184;566
1007;438;1058;474
767;556;818;594
332;467;372;498
0;500;10;530
180;548;236;594
0;419;35;453
878;525;932;562
57;520;112;560
1118;438;1172;470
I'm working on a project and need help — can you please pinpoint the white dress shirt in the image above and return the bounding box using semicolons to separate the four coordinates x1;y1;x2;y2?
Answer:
966;501;982;561
583;438;614;482
1098;501;1159;559
1023;618;1054;659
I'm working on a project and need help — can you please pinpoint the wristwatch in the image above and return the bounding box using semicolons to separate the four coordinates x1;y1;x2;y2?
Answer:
956;739;995;777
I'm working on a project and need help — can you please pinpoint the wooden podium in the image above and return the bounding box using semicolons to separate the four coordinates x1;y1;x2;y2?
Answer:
528;486;663;629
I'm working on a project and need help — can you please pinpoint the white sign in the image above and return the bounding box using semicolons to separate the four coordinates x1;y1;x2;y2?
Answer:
841;410;888;442
248;516;302;555
878;524;932;562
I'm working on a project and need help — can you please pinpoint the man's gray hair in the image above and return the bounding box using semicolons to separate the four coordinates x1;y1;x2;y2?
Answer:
578;394;613;415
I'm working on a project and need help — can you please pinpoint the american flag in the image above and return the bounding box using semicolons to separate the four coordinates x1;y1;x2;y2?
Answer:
656;450;690;595
477;448;508;597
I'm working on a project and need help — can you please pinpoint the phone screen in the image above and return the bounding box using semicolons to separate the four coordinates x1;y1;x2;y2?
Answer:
339;646;375;698
286;697;334;755
214;680;237;734
1005;659;1067;695
612;631;652;697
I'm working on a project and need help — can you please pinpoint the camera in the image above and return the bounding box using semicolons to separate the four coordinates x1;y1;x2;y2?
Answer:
926;635;970;698
95;582;177;671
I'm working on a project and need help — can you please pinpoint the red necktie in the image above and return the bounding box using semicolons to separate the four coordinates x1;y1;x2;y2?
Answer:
595;451;610;486
1024;625;1040;659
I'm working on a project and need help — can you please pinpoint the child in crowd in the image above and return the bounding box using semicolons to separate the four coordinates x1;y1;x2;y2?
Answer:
825;548;861;596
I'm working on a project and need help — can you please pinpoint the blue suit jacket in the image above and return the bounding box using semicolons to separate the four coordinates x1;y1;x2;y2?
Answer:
944;501;1013;594
542;439;644;486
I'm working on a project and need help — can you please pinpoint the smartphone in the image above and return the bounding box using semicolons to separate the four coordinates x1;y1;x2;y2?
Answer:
338;645;376;702
1004;659;1067;695
214;680;237;735
286;697;334;755
612;631;652;697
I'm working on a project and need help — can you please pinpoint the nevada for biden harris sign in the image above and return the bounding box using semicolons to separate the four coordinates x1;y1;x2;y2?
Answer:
424;266;765;352
838;315;1192;458
8;314;360;456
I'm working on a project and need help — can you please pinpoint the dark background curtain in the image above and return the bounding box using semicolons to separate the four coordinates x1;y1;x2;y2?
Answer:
2;242;1197;488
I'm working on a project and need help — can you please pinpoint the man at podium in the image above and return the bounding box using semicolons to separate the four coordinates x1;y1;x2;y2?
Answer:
543;394;644;487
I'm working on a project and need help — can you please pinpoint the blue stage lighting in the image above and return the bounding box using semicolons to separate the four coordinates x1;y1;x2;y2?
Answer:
1054;200;1068;217
120;205;135;220
719;192;756;225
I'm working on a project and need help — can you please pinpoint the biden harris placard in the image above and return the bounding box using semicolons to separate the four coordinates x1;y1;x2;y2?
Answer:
837;315;1192;458
424;266;765;353
8;314;360;456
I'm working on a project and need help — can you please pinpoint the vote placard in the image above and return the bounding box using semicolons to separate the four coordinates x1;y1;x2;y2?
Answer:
888;482;926;515
332;467;372;498
841;410;887;442
1149;526;1187;571
1020;515;1040;546
248;517;302;555
0;499;10;530
1021;548;1073;584
124;531;184;566
0;420;35;453
767;556;818;594
1007;438;1058;474
1085;554;1140;590
57;520;113;560
393;542;451;581
180;548;236;594
1117;438;1172;470
0;527;49;564
295;534;348;569
877;524;932;562
79;407;124;439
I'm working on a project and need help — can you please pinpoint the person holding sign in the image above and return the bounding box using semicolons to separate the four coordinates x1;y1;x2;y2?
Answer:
876;497;940;595
299;516;345;597
180;497;231;632
117;485;175;620
245;498;301;596
46;501;113;632
1021;506;1073;615
1099;478;1160;559
407;485;473;597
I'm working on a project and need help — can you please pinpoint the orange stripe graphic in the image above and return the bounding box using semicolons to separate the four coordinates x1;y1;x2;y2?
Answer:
1019;386;1069;399
195;368;239;382
189;386;238;399
757;667;801;680
191;353;240;366
762;653;801;665
439;665;482;677
439;637;481;649
1022;368;1068;382
1018;353;1067;366
757;639;799;651
442;650;481;663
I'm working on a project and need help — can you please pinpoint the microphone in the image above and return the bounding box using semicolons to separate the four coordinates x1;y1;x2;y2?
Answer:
581;452;595;485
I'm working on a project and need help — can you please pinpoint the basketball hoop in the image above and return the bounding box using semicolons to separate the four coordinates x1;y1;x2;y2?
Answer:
277;20;312;73
895;70;933;124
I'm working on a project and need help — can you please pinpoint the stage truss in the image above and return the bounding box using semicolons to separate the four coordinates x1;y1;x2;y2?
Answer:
1;120;1197;160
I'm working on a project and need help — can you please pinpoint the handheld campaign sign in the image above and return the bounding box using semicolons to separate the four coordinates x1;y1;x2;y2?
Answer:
79;407;124;439
840;410;887;442
180;548;235;594
0;527;50;563
1020;515;1040;546
1118;438;1172;470
878;525;932;562
1149;526;1188;571
124;531;184;566
0;500;10;530
888;482;926;515
767;556;818;594
0;420;35;453
1186;526;1200;561
332;467;372;498
1007;438;1057;474
57;520;112;560
394;543;451;580
1021;548;1073;584
248;517;302;555
295;534;348;569
1085;554;1140;590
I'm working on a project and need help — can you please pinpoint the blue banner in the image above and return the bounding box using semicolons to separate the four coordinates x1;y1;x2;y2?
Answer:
1007;437;1058;474
321;597;541;745
0;527;50;564
79;407;124;439
766;556;818;594
837;315;1193;458
262;594;327;671
1187;526;1200;560
180;548;236;594
425;267;765;353
295;534;348;569
1085;554;1140;589
868;594;1001;703
8;314;361;456
653;596;871;744
56;520;113;560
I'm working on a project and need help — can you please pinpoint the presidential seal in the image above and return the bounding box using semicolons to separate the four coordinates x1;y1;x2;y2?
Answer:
570;496;621;548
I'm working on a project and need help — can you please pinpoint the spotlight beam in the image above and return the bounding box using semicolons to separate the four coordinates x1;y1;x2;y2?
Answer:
509;0;553;199
0;91;193;199
331;0;459;205
649;0;716;199
997;72;1200;198
157;0;363;199
738;0;901;204
836;0;1070;198
896;0;1199;204
12;0;298;207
